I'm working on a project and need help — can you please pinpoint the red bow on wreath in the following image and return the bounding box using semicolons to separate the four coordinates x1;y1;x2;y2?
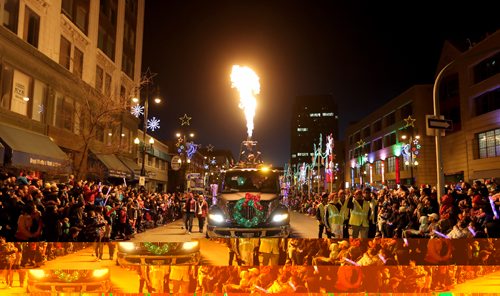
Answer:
243;193;263;211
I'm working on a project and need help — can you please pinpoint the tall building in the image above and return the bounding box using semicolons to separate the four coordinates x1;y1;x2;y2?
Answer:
345;85;436;189
0;0;145;182
290;94;339;191
436;30;500;182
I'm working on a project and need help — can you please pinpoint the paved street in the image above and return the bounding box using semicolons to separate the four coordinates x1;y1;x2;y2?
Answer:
451;271;500;293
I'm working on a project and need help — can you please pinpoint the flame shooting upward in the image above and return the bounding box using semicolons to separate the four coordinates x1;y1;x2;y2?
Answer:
230;65;260;139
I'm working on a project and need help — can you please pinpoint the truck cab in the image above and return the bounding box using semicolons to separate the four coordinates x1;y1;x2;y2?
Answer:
207;165;290;238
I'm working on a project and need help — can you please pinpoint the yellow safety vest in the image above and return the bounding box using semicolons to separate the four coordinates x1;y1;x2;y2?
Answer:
349;198;370;227
327;202;346;226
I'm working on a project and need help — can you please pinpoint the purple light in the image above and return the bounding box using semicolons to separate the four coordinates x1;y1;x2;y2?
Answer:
489;197;499;219
468;226;477;236
254;285;269;293
433;230;449;239
378;254;387;264
344;258;360;266
403;238;409;246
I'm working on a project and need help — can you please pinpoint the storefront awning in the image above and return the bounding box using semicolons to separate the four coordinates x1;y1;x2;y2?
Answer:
0;122;69;172
93;152;131;178
118;156;141;180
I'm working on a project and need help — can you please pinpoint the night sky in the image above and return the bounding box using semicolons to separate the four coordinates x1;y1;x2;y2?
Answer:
142;1;498;166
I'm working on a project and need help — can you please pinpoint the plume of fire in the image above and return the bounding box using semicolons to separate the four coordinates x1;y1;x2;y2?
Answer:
230;65;260;139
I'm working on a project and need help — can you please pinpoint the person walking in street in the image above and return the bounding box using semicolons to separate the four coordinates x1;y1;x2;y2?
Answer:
183;193;197;234
196;195;208;233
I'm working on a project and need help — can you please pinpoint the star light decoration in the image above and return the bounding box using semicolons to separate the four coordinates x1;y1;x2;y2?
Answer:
404;115;416;128
130;104;144;118
147;117;161;131
179;114;192;126
140;67;157;87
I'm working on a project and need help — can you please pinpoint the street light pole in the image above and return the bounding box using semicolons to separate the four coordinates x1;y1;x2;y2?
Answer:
141;83;149;177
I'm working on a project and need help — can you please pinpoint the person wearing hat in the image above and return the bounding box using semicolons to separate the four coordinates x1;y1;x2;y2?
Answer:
347;188;375;238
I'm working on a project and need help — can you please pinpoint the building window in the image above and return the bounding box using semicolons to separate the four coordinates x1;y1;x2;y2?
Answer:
384;112;396;127
400;103;413;119
384;133;396;147
322;112;334;116
23;6;39;48
440;74;459;101
474;87;500;116
372;120;382;133
297;127;308;132
387;157;396;173
98;0;118;60
474;52;500;84
375;160;382;175
59;36;71;70
362;126;370;138
61;0;90;35
147;155;152;167
155;158;160;168
95;66;103;92
122;0;137;78
54;93;75;132
0;64;14;110
73;47;84;78
477;129;500;159
31;80;47;122
309;113;321;117
10;69;32;116
104;73;112;96
372;138;382;151
3;0;19;33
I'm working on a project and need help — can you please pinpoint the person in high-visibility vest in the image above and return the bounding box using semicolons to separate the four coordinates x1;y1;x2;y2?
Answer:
316;194;329;238
347;188;375;238
325;193;348;238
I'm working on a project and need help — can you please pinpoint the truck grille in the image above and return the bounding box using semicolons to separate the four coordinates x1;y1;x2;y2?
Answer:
227;200;271;225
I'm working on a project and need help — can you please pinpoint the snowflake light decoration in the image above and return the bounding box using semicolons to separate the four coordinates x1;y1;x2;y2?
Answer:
131;104;144;117
147;117;161;131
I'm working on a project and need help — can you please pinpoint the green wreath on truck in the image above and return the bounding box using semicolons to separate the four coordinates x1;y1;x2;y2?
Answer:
233;193;265;228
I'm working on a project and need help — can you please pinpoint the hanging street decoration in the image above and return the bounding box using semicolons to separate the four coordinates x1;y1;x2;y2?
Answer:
207;144;214;152
233;193;265;228
130;104;144;118
147;117;161;131
38;104;45;114
179;114;192;126
403;115;416;128
143;242;170;255
186;142;199;159
54;270;85;282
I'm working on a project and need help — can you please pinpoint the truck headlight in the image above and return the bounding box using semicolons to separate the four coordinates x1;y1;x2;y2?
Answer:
92;269;109;278
182;241;199;251
119;242;136;251
272;213;289;223
29;270;46;279
209;213;224;223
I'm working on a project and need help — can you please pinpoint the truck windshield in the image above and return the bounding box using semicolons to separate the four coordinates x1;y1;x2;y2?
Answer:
221;170;279;194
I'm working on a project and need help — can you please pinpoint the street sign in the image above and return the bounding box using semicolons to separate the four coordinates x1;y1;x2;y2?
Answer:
427;117;453;130
139;176;145;186
171;156;181;171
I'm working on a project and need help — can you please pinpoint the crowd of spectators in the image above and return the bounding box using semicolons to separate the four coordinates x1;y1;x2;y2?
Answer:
290;179;500;239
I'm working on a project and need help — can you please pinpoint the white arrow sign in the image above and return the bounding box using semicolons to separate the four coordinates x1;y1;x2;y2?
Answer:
428;118;453;130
